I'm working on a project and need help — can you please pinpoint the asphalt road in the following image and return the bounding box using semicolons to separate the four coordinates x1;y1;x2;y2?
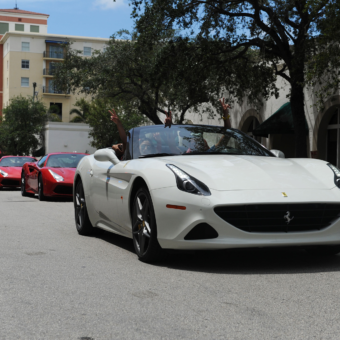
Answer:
1;188;340;340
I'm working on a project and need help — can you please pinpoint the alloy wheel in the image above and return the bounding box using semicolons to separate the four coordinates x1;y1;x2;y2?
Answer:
75;182;86;230
21;175;25;195
132;192;152;257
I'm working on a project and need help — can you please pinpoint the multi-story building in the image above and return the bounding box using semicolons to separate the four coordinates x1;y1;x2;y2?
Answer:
0;8;109;122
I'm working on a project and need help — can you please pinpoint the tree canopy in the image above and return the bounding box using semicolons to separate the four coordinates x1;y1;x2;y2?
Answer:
53;29;276;126
131;0;340;157
0;96;47;156
80;98;146;149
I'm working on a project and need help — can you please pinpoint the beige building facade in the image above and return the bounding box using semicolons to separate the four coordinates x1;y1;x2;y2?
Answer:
0;8;109;122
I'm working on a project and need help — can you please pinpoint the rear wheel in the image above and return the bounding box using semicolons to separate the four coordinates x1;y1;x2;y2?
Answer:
305;245;340;256
74;180;94;235
38;175;45;201
132;186;163;263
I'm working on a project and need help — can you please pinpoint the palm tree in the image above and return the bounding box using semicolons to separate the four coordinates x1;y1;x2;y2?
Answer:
69;98;90;123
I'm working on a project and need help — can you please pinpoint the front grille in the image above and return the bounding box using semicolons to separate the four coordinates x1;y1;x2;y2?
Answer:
53;185;73;195
1;179;20;186
214;203;340;233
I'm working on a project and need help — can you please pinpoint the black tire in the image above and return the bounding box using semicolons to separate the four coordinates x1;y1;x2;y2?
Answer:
38;175;46;201
305;245;340;256
21;172;33;197
74;180;94;235
132;186;163;263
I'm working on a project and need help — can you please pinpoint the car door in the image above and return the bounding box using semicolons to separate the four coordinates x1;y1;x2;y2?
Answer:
28;155;47;192
92;158;119;230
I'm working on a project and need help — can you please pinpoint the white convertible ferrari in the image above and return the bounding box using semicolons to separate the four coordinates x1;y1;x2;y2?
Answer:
73;124;340;262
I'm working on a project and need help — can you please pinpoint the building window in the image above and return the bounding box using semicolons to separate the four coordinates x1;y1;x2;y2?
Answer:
0;23;9;35
22;42;30;52
7;60;8;70
7;78;8;88
22;60;30;69
15;24;24;32
30;25;39;33
83;47;92;56
21;77;29;87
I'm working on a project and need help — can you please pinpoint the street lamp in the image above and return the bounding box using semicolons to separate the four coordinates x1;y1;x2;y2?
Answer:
32;82;37;102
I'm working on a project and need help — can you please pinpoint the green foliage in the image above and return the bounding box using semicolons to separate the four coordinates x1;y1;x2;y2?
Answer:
69;98;91;123
305;1;340;111
47;104;62;122
54;30;264;125
85;98;147;149
0;96;47;156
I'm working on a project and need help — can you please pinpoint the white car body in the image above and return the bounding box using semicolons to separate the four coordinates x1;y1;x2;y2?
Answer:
74;126;340;251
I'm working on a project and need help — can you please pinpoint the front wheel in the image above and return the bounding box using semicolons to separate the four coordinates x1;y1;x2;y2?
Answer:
38;175;45;201
305;245;340;256
74;180;94;235
21;172;33;197
132;186;163;263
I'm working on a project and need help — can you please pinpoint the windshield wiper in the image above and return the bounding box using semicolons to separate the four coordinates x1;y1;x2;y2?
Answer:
139;153;176;159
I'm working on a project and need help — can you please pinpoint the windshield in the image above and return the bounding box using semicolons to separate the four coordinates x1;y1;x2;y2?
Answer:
46;154;86;168
0;157;36;167
132;125;273;158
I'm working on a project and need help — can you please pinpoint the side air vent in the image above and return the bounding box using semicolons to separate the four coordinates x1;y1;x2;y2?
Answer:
184;223;218;240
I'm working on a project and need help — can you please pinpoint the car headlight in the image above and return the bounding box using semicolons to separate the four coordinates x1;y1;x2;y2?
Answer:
166;164;211;196
48;169;64;182
0;169;8;177
327;163;340;188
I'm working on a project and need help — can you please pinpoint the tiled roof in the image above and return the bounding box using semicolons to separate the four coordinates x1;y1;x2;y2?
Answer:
0;9;49;16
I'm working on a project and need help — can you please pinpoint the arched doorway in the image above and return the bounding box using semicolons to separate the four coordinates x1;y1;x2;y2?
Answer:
326;108;340;167
316;105;340;165
240;115;261;143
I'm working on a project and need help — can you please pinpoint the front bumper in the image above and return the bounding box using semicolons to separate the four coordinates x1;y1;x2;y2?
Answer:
0;175;20;188
151;187;340;250
42;177;73;197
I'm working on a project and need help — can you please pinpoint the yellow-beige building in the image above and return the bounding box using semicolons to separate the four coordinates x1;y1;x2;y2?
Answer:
0;8;109;122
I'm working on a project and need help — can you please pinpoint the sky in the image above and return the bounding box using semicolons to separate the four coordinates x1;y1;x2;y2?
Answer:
1;0;135;38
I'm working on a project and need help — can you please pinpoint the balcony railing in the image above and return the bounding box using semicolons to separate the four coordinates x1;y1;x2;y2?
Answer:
43;51;65;59
43;68;56;76
43;86;70;95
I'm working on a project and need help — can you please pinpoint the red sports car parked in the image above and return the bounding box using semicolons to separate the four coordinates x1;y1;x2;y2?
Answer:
0;156;37;189
21;152;88;200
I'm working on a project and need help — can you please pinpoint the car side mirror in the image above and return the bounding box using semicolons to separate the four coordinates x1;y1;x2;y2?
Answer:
270;149;285;158
94;148;120;165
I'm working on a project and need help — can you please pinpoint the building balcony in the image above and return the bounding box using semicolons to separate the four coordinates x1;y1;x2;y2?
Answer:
43;86;70;96
43;51;65;59
43;68;55;76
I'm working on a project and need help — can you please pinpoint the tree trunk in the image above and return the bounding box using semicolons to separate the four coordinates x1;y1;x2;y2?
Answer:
290;81;307;158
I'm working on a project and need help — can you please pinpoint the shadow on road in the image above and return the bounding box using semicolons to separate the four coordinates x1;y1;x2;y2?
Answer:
156;247;340;275
92;229;340;275
93;229;135;254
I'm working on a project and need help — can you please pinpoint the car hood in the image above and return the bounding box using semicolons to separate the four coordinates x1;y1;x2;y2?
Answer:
0;166;22;177
46;167;76;181
157;155;335;191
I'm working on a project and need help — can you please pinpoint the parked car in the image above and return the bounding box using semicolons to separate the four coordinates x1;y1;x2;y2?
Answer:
0;156;37;189
21;152;88;200
73;124;340;262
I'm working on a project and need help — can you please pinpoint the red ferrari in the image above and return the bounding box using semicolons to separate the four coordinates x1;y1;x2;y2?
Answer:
21;152;88;200
0;156;37;189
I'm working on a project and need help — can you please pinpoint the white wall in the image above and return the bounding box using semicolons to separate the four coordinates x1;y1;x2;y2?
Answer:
45;122;96;154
